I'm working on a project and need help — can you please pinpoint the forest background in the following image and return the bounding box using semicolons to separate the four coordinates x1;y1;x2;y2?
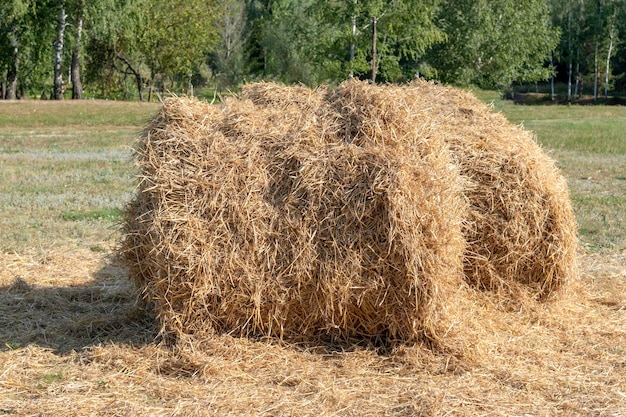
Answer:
1;0;625;102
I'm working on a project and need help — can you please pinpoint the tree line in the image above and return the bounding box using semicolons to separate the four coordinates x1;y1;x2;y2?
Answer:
1;0;625;101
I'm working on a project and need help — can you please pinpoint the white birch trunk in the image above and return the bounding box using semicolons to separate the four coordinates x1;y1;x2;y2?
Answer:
349;14;356;78
550;51;555;101
567;12;572;103
604;25;614;99
53;0;67;100
593;40;598;103
5;26;19;99
71;0;84;99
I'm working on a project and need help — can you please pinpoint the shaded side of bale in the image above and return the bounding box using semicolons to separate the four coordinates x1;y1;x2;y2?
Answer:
398;80;579;299
122;99;231;335
122;83;468;348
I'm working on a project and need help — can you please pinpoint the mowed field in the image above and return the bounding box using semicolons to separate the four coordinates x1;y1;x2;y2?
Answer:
0;95;625;416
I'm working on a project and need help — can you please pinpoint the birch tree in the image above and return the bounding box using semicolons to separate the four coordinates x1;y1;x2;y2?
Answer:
604;10;617;98
214;0;249;87
0;0;32;99
583;0;622;102
52;0;67;100
70;0;85;99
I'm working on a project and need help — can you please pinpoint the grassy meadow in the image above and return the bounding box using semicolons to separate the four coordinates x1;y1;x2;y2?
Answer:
0;100;160;253
0;95;624;255
0;94;625;416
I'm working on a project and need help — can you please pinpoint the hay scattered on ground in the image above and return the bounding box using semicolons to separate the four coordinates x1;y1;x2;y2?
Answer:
0;249;154;352
0;249;624;416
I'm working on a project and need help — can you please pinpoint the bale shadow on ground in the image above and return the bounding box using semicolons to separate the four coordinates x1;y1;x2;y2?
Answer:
0;254;156;354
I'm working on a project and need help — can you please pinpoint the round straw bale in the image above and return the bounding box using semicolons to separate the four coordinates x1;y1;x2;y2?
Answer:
397;80;579;299
122;82;468;348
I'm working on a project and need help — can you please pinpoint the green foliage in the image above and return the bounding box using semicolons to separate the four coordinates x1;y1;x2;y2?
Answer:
140;0;220;78
311;0;444;82
257;0;314;83
0;0;30;22
0;0;53;97
5;0;626;97
429;0;559;89
82;0;220;98
83;0;149;98
212;0;247;88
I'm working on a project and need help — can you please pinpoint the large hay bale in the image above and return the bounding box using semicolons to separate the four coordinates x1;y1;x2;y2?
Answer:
123;80;578;350
123;82;468;347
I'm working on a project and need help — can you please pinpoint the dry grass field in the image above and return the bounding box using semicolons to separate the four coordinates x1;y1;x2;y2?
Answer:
1;96;625;416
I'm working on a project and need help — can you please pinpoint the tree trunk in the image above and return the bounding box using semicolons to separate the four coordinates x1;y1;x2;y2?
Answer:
371;16;377;83
349;14;356;78
593;40;599;104
567;60;572;103
604;25;614;99
566;12;572;103
574;41;581;101
550;51;555;101
593;0;601;104
53;0;67;100
5;26;19;100
135;72;143;101
348;0;357;78
574;0;584;101
114;51;144;101
71;0;85;99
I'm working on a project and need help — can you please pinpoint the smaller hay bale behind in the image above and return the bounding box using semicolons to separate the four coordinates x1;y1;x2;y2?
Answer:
122;85;469;348
392;80;578;299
